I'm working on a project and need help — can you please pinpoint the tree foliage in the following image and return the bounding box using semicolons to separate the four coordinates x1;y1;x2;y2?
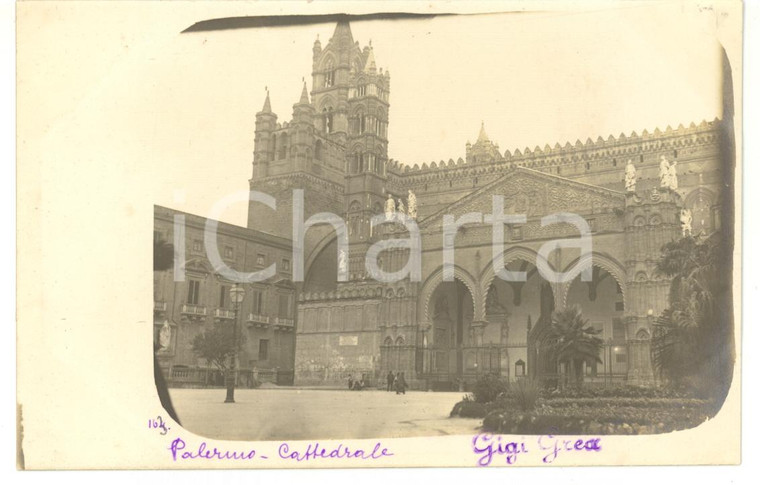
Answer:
154;237;174;272
652;234;734;401
547;306;603;387
191;324;246;371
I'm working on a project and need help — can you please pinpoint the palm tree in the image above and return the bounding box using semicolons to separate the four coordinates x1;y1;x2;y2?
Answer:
652;234;733;401
547;306;603;388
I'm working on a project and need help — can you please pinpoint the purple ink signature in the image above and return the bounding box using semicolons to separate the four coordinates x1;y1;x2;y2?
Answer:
472;433;602;466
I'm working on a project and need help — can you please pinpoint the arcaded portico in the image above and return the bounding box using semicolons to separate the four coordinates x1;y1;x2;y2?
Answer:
241;21;726;389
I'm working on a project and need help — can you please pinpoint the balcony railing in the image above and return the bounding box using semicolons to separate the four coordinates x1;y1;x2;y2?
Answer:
247;313;270;327
213;308;235;320
273;317;294;328
154;301;167;312
181;304;207;316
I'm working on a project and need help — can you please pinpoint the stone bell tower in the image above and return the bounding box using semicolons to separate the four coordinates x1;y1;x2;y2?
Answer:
623;171;682;385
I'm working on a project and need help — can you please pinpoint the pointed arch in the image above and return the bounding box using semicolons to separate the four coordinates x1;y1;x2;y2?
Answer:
479;246;556;316
419;265;481;323
560;252;627;309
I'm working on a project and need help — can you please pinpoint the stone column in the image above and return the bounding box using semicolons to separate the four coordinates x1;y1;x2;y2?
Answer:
625;314;654;386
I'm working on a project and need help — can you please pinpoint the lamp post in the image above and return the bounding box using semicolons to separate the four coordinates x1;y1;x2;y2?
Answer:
225;284;246;403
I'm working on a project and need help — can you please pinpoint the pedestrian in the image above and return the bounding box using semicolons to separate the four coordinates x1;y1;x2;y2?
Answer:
387;371;395;392
395;372;407;395
348;374;353;390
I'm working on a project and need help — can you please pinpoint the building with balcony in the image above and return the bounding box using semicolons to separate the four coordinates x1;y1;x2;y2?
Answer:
153;206;296;386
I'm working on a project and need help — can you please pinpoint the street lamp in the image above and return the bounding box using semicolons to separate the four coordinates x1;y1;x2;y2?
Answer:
225;284;246;403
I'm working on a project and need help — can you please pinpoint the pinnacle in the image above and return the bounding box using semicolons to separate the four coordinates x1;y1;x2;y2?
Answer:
477;121;489;143
330;21;354;46
364;46;377;72
261;89;271;113
298;81;309;104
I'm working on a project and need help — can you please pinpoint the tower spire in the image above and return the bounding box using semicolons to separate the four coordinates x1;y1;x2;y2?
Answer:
261;88;271;113
329;20;354;47
298;79;310;104
364;46;377;73
477;121;489;143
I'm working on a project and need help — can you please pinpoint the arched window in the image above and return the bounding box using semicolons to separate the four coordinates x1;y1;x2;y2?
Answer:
314;140;323;161
360;114;366;134
395;336;405;346
358;84;366;97
383;336;393;346
324;59;335;87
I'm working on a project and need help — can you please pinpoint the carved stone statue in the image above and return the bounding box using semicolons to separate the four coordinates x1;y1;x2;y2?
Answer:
384;193;396;221
668;160;679;190
397;198;406;219
659;155;671;188
159;320;172;351
486;284;506;314
407;190;417;219
624;159;637;192
338;249;348;275
680;208;693;237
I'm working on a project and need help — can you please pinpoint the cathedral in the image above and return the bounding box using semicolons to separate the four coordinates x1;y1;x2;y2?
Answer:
156;21;729;390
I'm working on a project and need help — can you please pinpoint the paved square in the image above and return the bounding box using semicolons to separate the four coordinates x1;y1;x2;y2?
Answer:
168;388;482;441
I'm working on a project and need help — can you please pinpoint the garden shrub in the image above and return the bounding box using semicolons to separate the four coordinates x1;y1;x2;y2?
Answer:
450;400;488;418
472;373;509;403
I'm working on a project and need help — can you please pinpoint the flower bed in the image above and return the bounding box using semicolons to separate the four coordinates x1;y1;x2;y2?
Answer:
483;404;710;435
538;397;709;409
481;393;713;435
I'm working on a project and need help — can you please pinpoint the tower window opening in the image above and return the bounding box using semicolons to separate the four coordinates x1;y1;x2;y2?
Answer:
324;60;335;87
358;85;366;97
673;149;678;158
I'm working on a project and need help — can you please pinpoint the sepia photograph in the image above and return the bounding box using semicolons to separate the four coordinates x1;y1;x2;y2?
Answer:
150;6;736;443
15;0;745;471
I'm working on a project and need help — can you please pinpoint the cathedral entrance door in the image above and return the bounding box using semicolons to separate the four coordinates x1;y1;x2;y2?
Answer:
429;279;474;381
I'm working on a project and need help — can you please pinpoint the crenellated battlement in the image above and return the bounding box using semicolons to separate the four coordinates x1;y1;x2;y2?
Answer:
384;118;721;189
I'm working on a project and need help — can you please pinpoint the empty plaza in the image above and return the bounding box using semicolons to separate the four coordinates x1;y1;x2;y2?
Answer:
169;388;481;441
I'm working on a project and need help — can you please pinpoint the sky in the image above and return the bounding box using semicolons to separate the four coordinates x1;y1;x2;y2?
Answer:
23;2;727;227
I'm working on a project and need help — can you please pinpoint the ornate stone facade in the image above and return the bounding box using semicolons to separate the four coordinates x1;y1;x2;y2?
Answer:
161;21;727;390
